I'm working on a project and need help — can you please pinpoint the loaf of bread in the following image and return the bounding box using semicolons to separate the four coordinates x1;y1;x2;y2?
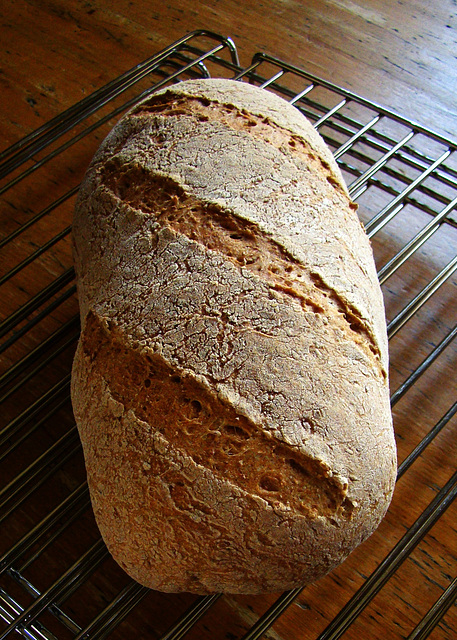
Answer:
71;78;396;594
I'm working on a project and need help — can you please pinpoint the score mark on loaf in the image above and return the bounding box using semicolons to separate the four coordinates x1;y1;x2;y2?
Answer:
71;78;397;594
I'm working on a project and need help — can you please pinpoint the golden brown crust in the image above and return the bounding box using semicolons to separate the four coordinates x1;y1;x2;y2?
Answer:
71;78;396;594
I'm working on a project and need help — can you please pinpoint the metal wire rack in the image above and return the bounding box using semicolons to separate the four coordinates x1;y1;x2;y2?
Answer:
0;29;456;640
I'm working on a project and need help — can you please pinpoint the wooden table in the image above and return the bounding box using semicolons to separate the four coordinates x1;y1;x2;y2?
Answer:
0;2;456;639
1;1;457;144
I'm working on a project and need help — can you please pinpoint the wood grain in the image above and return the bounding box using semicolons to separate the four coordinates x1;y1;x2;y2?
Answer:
1;1;457;143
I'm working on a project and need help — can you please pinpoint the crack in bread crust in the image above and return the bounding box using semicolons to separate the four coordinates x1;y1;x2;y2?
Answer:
99;160;385;379
83;310;354;521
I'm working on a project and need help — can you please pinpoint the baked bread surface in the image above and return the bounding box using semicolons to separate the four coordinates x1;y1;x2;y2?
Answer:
71;78;397;594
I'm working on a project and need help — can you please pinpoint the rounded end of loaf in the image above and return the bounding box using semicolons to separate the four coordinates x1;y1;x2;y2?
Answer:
71;310;396;595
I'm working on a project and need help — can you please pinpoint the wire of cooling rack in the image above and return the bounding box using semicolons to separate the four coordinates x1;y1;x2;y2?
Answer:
0;29;456;640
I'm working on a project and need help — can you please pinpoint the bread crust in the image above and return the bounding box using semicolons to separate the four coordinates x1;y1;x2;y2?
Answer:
71;78;396;594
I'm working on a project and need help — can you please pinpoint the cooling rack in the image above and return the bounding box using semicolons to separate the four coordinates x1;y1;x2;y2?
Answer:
0;29;456;640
